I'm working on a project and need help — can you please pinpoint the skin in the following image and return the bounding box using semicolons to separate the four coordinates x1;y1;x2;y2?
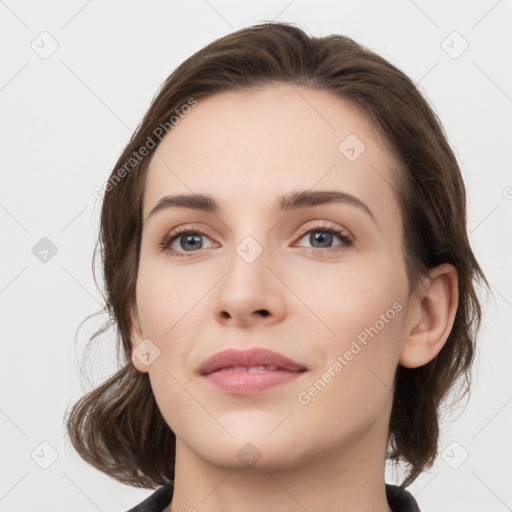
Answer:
129;84;458;512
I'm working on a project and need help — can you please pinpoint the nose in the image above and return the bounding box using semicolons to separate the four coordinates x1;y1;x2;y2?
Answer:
214;239;286;328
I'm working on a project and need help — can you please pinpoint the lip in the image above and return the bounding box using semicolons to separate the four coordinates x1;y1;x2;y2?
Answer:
198;347;308;395
199;347;307;375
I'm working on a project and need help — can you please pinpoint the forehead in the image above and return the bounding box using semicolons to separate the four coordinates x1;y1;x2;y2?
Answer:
143;84;400;223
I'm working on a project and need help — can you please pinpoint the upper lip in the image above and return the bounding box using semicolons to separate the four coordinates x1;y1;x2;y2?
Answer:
198;347;307;375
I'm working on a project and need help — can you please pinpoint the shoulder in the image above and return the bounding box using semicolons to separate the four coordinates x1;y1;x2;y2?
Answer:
385;483;421;512
125;482;174;512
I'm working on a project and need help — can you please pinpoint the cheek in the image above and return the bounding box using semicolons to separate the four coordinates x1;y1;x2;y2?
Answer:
135;261;203;434
303;255;406;337
135;257;203;333
295;295;404;439
133;261;204;408
305;262;406;396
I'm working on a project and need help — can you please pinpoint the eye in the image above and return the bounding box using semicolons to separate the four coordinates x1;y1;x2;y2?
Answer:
158;227;215;257
293;222;353;254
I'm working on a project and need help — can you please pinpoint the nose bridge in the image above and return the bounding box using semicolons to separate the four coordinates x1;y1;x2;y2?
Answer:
215;227;285;324
225;231;270;294
221;207;273;270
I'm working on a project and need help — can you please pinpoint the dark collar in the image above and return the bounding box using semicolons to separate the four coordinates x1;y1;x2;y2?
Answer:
127;481;421;512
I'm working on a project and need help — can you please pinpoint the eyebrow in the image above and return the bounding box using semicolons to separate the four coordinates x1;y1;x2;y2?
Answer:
146;190;377;225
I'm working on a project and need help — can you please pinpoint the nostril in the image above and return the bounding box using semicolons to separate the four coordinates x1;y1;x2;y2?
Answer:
256;310;270;317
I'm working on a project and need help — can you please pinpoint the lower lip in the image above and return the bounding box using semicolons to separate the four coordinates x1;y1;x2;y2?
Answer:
203;369;305;395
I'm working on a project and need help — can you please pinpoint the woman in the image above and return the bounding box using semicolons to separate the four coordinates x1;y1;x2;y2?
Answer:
65;22;487;512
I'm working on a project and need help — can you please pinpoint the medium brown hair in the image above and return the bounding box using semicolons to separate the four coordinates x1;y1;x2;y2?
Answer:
65;21;488;489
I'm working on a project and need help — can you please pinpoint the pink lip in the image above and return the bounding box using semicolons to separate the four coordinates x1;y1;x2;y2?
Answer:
198;347;306;374
198;347;308;395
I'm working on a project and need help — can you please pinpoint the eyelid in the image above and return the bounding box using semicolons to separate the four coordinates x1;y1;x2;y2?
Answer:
295;221;352;240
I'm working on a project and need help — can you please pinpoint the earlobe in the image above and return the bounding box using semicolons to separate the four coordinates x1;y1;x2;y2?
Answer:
399;263;459;369
129;303;149;374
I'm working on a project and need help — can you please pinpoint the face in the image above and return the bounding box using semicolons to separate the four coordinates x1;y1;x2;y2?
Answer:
130;84;412;471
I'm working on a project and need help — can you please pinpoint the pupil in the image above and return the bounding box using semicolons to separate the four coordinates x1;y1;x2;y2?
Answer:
312;231;332;248
182;234;202;251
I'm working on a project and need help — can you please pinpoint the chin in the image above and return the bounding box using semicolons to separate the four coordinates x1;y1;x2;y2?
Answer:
182;429;312;473
201;444;307;473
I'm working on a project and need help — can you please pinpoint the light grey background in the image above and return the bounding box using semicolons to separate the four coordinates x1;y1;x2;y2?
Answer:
1;1;511;511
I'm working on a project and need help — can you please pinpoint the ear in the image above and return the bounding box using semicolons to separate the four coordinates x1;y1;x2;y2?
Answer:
399;263;459;368
129;302;149;374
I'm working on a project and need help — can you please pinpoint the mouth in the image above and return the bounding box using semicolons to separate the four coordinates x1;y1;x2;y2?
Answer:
198;347;308;395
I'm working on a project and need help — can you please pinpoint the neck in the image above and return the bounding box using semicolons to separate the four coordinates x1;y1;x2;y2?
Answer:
167;403;394;512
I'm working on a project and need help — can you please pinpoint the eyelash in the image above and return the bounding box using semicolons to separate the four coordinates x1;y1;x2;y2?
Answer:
158;222;354;258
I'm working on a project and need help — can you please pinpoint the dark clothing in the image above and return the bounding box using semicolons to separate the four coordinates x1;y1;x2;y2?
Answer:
126;481;420;511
